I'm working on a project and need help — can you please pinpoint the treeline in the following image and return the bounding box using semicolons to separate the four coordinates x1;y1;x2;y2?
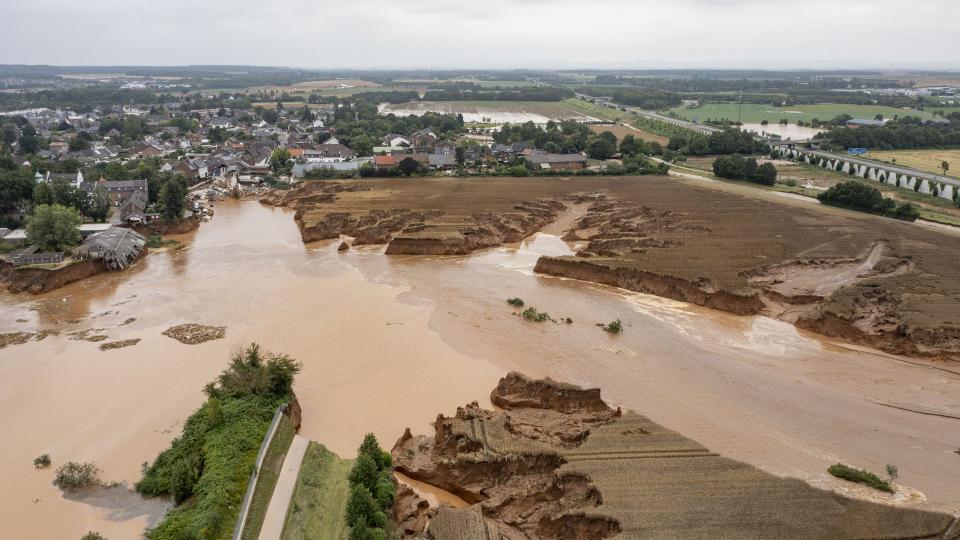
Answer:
589;74;906;93
581;87;681;110
494;120;594;153
818;181;920;221
422;85;573;102
820;115;960;150
712;155;777;185
0;87;178;113
668;129;768;156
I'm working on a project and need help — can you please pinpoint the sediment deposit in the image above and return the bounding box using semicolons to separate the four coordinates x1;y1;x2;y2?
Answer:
392;373;959;539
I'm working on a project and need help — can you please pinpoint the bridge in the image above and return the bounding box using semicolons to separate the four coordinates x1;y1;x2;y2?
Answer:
772;145;959;202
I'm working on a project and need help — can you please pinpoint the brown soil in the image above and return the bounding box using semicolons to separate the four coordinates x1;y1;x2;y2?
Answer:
531;182;960;359
1;258;110;295
260;179;573;254
265;177;960;357
161;323;226;345
392;373;959;539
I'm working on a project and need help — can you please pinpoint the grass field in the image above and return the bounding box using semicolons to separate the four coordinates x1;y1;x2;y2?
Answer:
666;103;934;123
281;442;352;540
868;149;959;178
241;415;296;540
252;102;334;110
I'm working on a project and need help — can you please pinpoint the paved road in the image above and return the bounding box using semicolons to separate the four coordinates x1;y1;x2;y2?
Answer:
258;435;309;540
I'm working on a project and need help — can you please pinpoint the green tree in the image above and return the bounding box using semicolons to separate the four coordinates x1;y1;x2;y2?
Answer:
345;485;386;529
1;123;16;148
398;157;420;176
270;148;292;174
942;161;949;175
26;204;82;252
300;106;315;122
586;137;616;160
348;453;379;492
455;146;466;166
89;185;111;222
33;182;54;206
159;179;187;221
19;125;40;154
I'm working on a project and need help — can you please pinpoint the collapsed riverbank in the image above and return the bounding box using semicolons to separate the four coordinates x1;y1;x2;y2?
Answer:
3;199;958;538
262;177;960;359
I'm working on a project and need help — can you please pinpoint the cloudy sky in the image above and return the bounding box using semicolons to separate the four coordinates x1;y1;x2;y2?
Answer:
2;0;957;69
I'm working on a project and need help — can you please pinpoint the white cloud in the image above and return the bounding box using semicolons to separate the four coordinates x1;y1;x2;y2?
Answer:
0;0;957;69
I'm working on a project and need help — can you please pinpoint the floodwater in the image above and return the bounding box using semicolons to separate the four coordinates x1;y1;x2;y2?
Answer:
1;201;958;538
742;122;823;140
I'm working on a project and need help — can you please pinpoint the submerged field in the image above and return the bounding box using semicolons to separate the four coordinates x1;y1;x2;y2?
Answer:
666;103;935;123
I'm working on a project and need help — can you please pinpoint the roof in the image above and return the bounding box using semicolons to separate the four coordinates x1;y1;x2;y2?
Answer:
374;155;396;166
845;118;886;127
524;153;588;164
429;153;456;167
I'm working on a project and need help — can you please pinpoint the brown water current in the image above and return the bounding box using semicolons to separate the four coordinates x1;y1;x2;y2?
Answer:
1;200;958;538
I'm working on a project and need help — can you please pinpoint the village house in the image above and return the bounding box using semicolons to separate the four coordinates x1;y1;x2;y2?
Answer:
523;153;588;170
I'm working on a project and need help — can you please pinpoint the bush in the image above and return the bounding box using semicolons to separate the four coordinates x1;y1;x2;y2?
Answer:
34;454;52;469
817;181;920;222
54;462;101;490
506;297;524;307
81;533;107;540
827;463;894;493
521;307;553;322
712;155;777;185
601;319;623;334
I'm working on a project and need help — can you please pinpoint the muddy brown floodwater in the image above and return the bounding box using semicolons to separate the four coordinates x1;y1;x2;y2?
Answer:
1;200;958;538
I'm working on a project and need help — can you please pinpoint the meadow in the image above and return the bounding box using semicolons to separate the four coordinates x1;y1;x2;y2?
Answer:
665;103;935;123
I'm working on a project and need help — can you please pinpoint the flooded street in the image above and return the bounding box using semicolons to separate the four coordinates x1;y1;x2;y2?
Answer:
1;200;958;538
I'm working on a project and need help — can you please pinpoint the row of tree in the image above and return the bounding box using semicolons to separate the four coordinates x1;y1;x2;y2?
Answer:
668;129;769;156
819;115;960;150
712;155;777;185
817;181;920;221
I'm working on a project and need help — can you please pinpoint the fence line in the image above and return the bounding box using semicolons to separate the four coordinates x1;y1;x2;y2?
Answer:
232;402;288;540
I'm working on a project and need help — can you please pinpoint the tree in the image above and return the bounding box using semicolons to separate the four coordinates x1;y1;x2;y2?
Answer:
270;148;292;174
0;166;36;213
942;161;950;175
26;204;82;252
159;179;187;221
754;162;778;185
52;182;90;216
300;106;315;123
586;137;616;160
345;485;386;529
455;146;466;166
1;123;16;148
33;181;54;206
68;136;90;152
398;157;420;176
885;464;899;483
89;185;111;222
19;124;40;154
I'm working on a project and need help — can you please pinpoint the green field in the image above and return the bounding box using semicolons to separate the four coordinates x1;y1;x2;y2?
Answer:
666;103;935;124
281;442;352;540
393;78;533;88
